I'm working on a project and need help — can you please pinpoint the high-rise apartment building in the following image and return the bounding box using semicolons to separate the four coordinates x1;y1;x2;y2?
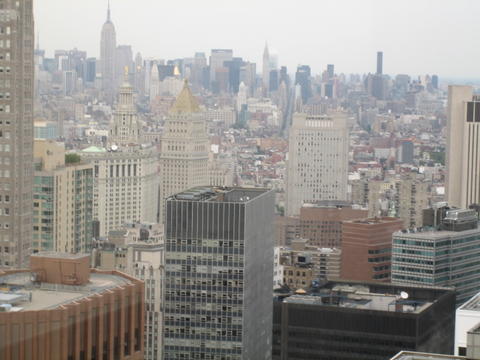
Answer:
100;2;116;101
446;85;480;209
286;113;349;217
0;0;34;268
394;175;429;229
163;187;274;360
392;208;480;304
33;140;93;254
158;81;209;222
341;217;404;282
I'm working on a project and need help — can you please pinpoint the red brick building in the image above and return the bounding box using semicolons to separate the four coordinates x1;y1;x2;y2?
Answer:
0;253;144;360
300;202;368;247
341;217;404;282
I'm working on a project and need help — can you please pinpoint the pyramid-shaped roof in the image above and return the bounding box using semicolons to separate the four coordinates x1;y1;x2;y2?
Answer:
170;80;200;114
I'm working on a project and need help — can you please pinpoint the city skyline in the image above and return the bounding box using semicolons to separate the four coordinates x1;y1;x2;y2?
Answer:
36;0;480;80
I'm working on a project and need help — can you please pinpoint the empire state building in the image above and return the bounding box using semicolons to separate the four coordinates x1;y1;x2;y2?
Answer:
100;1;116;102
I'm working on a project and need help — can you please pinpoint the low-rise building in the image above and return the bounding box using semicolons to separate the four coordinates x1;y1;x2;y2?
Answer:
277;239;341;290
392;209;480;304
299;201;368;248
455;292;480;356
273;280;456;360
341;217;404;282
0;252;145;360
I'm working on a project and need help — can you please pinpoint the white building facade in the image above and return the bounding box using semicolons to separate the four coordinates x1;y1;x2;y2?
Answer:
286;113;349;217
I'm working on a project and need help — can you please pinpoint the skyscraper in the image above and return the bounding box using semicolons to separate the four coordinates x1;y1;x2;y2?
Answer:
263;42;270;93
209;49;233;85
446;85;479;209
109;70;141;146
377;51;383;75
327;64;335;79
295;65;312;105
163;187;274;360
82;77;159;237
0;0;34;268
286;113;349;217
158;81;209;222
100;1;116;101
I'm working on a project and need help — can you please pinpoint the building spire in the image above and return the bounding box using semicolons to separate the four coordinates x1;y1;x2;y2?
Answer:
107;0;111;22
170;80;200;114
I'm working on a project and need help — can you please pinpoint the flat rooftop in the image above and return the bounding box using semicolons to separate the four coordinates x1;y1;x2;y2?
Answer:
275;280;453;314
169;186;269;203
393;226;480;240
390;351;465;360
0;271;132;311
458;291;480;312
30;252;89;260
344;217;402;225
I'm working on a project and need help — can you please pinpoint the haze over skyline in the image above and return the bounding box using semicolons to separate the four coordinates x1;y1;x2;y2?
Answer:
37;0;480;79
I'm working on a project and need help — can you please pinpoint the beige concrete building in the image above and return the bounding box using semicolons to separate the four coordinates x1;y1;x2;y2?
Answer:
286;112;349;217
94;222;164;360
446;85;480;209
158;81;209;222
278;239;341;290
352;176;428;229
81;146;159;238
0;0;34;268
395;176;429;229
33;140;93;254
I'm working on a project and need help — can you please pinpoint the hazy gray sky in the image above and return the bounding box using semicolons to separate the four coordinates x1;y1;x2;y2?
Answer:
35;0;480;79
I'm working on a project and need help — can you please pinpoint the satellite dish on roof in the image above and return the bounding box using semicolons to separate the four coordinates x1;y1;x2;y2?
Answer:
111;144;118;151
400;291;409;299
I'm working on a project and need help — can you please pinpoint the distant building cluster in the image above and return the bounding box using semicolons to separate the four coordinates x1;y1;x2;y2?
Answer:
2;1;480;360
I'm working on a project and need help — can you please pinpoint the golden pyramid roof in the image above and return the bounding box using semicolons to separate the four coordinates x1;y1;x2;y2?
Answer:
170;80;200;114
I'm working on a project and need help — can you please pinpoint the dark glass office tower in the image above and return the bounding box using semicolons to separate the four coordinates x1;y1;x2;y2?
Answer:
377;51;383;75
163;187;275;360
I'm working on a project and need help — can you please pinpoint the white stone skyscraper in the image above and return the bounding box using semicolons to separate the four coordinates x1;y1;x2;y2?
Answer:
446;85;480;208
158;81;209;222
109;69;141;146
286;113;349;217
0;0;34;268
100;1;116;102
82;77;158;237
